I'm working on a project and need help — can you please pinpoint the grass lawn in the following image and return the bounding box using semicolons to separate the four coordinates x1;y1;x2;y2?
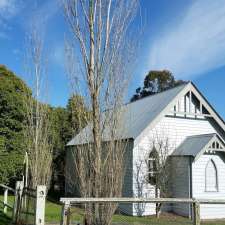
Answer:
45;201;225;225
1;196;225;225
0;211;11;225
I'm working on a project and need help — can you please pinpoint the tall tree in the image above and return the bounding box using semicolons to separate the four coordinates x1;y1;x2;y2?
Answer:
63;0;140;225
0;65;31;184
131;70;187;102
49;95;88;196
67;94;89;136
49;106;71;195
23;26;53;190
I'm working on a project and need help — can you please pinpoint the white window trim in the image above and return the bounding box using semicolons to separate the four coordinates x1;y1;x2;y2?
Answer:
147;149;159;185
205;159;219;192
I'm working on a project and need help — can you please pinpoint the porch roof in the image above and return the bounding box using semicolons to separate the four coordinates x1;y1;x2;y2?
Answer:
172;133;225;160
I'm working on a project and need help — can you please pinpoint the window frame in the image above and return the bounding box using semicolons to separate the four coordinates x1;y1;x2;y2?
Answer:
205;159;219;192
147;148;159;186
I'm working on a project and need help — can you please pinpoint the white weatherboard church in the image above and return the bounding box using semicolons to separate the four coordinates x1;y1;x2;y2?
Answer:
66;82;225;219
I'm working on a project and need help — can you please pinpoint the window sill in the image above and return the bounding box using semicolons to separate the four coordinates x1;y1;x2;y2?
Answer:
205;190;219;193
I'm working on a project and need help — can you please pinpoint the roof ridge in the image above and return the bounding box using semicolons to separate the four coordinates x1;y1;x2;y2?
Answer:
124;82;189;107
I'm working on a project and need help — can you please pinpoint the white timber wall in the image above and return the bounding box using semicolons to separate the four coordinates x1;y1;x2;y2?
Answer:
65;148;79;196
192;153;225;219
132;114;217;216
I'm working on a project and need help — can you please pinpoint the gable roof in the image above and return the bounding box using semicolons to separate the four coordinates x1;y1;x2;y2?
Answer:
67;83;188;146
172;133;225;160
68;82;225;146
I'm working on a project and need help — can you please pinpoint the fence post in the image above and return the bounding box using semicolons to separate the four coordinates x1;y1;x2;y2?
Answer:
3;188;8;214
35;185;46;225
13;181;24;223
60;202;71;225
193;201;200;225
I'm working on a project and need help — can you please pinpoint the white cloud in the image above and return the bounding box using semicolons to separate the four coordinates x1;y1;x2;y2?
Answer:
0;0;22;18
0;0;23;39
24;0;60;32
149;0;225;79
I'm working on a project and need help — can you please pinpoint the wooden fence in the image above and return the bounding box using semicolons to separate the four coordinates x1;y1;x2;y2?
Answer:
60;197;225;225
0;182;46;225
0;184;15;215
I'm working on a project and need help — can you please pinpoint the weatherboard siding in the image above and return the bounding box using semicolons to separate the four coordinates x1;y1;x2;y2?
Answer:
170;156;191;216
65;141;135;214
133;115;217;216
153;116;217;151
132;142;156;215
192;153;225;219
65;147;79;196
119;140;134;215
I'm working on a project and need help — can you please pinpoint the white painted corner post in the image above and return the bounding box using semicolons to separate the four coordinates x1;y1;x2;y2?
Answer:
35;185;46;225
13;181;24;223
3;188;8;214
60;202;71;225
193;201;200;225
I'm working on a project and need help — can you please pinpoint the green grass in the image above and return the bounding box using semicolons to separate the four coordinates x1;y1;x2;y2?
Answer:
0;211;11;225
44;201;225;225
1;196;225;224
0;195;14;225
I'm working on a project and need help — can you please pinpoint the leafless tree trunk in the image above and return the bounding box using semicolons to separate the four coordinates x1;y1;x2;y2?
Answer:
134;128;173;218
134;160;146;216
154;138;171;219
23;26;53;190
63;1;140;225
145;132;172;218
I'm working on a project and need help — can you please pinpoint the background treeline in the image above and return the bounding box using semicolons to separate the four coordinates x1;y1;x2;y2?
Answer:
0;65;86;196
0;64;185;196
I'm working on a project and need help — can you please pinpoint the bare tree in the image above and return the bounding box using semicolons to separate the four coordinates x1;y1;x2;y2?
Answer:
134;127;175;218
134;160;147;216
23;26;53;190
62;1;140;225
149;137;171;218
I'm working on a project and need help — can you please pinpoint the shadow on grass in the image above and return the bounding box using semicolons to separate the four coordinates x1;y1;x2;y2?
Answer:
0;210;12;225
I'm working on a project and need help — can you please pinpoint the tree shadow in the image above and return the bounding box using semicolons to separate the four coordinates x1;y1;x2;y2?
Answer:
0;211;12;225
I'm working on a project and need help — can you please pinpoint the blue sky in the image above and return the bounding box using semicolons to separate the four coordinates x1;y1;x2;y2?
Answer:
0;0;225;119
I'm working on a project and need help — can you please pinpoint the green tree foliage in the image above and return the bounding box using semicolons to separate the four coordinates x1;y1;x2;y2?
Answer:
131;70;187;102
48;107;70;195
67;94;89;135
0;65;88;191
0;65;31;184
0;153;23;184
49;95;89;195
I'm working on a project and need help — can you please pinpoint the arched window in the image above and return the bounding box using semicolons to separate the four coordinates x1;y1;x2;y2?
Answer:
205;159;218;192
147;147;159;185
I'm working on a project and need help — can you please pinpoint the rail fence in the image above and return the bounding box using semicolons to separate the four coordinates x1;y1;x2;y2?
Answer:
0;182;46;225
60;197;225;225
0;183;15;218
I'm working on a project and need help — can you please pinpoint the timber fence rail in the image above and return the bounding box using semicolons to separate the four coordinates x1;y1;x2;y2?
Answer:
16;185;46;225
0;184;15;215
0;182;46;225
60;197;225;225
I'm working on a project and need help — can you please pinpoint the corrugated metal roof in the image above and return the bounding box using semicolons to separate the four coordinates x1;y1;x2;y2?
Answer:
172;133;217;157
67;83;188;146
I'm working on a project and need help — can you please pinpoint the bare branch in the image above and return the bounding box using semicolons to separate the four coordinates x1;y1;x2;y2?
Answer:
62;0;141;224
